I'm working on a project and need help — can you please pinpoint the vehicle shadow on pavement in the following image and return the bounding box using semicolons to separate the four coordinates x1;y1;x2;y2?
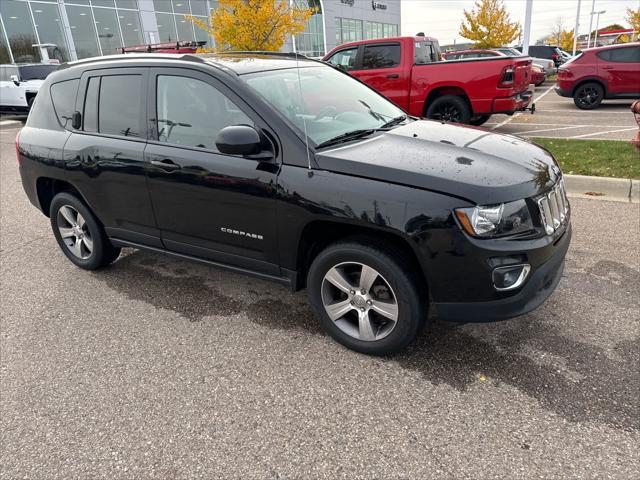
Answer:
99;249;638;434
396;317;638;433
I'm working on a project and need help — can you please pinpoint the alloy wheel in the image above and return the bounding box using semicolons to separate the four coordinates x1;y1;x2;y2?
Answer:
577;86;600;108
434;104;461;122
57;205;93;260
321;262;399;341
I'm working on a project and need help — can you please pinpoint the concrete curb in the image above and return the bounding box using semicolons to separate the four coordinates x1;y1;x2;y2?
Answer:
564;174;639;204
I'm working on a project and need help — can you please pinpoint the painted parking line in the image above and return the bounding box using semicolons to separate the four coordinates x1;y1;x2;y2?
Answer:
0;120;21;126
570;128;638;139
511;125;584;135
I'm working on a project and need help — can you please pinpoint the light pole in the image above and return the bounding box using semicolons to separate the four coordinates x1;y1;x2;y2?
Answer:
592;10;606;47
522;0;533;56
586;0;596;47
572;0;581;55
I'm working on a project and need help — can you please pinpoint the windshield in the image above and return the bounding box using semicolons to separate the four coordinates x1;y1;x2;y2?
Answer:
18;65;58;81
242;66;405;146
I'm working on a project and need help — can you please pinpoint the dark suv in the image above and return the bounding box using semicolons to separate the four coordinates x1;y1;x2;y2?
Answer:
516;45;564;66
17;53;571;355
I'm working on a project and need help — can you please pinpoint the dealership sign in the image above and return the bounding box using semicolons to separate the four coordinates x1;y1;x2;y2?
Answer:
372;1;387;10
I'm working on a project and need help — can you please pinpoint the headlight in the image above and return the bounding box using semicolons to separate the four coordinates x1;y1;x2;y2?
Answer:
455;199;533;238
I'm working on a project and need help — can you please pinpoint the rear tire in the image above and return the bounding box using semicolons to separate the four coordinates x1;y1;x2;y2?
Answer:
573;82;604;110
50;192;120;270
469;114;491;126
307;240;427;355
425;95;472;124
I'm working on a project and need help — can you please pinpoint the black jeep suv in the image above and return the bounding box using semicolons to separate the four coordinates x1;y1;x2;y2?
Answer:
16;53;571;355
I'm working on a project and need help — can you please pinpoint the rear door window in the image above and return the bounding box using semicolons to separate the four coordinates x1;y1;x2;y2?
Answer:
600;46;640;63
50;79;79;129
98;75;142;137
362;43;401;69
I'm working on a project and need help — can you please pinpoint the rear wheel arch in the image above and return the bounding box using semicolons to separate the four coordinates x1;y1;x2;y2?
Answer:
571;77;607;97
36;178;90;218
294;220;428;294
423;86;473;117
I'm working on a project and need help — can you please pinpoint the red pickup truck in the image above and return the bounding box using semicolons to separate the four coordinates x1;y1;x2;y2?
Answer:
323;36;534;126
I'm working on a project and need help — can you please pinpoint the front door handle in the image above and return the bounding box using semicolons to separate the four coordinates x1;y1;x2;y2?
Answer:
150;159;181;171
386;74;399;79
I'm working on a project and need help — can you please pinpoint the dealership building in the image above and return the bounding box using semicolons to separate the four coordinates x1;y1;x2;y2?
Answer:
0;0;401;64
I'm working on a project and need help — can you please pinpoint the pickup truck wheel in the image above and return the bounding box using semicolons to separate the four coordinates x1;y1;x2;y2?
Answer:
469;115;491;126
573;82;604;110
307;241;426;355
425;95;471;124
50;192;120;270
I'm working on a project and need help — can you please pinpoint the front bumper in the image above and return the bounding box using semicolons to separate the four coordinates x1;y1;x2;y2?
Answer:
492;90;533;115
433;222;571;322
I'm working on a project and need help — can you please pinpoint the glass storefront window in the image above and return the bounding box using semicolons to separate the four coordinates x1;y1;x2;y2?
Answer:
175;16;194;41
294;0;324;57
155;12;177;42
92;0;116;7
93;6;122;55
118;9;143;46
171;0;189;15
31;2;70;62
66;4;101;58
190;0;208;16
194;21;209;43
0;22;12;63
115;0;139;9
0;0;39;63
153;0;173;13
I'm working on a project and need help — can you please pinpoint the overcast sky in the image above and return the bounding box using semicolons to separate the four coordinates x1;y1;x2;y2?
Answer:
401;0;639;45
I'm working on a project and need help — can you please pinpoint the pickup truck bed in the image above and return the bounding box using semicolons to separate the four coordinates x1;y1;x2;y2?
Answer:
324;36;533;125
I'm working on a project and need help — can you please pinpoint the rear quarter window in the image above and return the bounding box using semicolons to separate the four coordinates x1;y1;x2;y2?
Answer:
50;79;80;129
26;78;78;130
362;43;401;69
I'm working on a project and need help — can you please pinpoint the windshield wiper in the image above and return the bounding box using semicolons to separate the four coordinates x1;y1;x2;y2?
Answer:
380;114;408;129
315;128;390;149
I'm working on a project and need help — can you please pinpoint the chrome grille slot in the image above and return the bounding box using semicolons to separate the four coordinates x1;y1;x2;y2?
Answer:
537;180;569;235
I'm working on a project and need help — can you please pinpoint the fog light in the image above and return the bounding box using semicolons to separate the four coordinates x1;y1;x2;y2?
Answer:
492;264;531;291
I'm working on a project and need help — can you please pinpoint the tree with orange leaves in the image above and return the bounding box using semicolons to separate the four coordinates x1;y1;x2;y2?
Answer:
459;0;520;48
186;0;313;52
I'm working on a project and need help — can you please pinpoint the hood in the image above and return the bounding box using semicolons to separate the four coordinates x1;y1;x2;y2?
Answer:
315;120;560;205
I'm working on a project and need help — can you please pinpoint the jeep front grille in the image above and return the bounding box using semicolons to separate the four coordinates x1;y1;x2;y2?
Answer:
538;180;569;235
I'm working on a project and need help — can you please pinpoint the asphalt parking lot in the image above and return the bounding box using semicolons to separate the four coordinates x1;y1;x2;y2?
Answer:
490;81;637;141
1;125;639;479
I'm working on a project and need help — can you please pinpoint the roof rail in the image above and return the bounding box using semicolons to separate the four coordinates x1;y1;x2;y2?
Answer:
216;51;312;60
57;53;205;70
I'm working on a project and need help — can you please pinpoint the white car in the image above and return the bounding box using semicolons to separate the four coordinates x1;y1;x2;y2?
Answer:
0;64;58;114
495;48;557;75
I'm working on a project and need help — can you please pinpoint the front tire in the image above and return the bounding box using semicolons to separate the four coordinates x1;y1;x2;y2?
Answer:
425;95;472;124
573;82;604;110
50;192;120;270
307;240;426;355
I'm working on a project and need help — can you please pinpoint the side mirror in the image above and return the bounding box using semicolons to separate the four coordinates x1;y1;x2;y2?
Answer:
215;125;270;159
10;75;20;86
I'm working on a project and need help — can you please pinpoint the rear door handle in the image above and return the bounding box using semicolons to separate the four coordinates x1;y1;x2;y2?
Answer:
386;74;399;79
150;159;181;171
